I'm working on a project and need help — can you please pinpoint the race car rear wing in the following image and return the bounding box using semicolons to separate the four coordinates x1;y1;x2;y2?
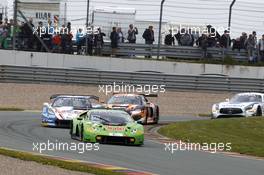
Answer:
50;94;99;101
140;94;158;97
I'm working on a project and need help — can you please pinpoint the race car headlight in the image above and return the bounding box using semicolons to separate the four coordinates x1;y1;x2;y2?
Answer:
215;104;219;110
245;105;257;112
131;128;137;134
212;104;219;112
245;105;254;111
47;108;56;117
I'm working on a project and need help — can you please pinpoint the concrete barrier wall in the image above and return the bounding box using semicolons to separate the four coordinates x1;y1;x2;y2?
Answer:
0;49;264;79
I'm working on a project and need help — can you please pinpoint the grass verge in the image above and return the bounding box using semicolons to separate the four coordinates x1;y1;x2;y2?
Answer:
158;117;264;157
0;107;24;111
0;148;125;175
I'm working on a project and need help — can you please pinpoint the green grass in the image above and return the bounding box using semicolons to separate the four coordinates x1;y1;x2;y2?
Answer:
0;107;24;111
158;117;264;157
0;148;125;175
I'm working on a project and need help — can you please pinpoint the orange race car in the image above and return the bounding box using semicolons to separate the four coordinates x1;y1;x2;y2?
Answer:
105;93;159;124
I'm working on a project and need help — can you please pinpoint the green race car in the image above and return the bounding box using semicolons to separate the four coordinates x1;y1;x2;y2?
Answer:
70;109;144;146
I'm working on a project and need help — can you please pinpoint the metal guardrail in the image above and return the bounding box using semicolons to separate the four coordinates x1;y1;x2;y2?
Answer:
0;65;263;92
101;43;248;61
3;38;248;61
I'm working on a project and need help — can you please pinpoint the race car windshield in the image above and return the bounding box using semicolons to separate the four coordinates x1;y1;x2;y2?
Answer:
230;95;262;103
107;96;142;105
52;97;91;109
89;111;133;125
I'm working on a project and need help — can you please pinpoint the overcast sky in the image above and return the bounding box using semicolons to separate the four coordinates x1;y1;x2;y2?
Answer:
1;0;264;38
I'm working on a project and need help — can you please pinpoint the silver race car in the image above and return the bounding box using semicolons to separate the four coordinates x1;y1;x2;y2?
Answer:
41;94;101;127
212;92;264;119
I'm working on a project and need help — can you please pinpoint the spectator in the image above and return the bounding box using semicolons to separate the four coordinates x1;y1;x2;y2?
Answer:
6;19;13;36
245;34;256;63
36;21;43;51
188;29;195;46
164;29;175;46
52;32;61;53
76;28;84;55
258;34;264;62
22;18;35;50
61;24;73;54
47;20;54;35
232;38;241;52
239;32;247;50
143;26;154;44
42;28;52;51
117;27;124;43
220;30;231;48
252;31;257;44
174;31;182;46
197;34;208;58
127;24;138;43
67;22;73;54
86;32;94;55
94;27;105;56
0;21;6;48
143;26;154;58
207;34;217;47
110;27;119;56
180;29;193;46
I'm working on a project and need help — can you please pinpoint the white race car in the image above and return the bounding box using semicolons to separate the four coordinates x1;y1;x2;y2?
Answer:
212;92;264;119
41;94;102;127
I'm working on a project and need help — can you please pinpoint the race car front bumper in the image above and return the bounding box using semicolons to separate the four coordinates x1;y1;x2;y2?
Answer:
212;108;257;118
41;117;71;127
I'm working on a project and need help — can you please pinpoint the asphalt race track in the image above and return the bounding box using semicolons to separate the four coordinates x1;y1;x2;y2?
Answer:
0;112;263;175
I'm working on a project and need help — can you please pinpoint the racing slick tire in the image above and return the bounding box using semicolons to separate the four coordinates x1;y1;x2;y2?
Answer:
80;125;84;141
256;107;262;117
153;106;159;124
144;108;149;125
70;121;74;138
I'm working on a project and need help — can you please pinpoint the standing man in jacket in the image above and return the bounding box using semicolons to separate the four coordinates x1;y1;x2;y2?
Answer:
94;27;105;56
143;26;154;45
258;34;264;62
110;27;119;57
142;26;154;58
164;29;175;46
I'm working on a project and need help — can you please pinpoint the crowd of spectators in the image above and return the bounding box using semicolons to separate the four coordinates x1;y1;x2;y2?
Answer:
164;25;264;63
1;18;264;63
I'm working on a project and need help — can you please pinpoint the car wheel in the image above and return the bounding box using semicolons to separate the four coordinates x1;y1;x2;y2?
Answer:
153;106;159;124
144;108;149;124
80;125;84;141
70;121;74;138
256;107;262;117
76;126;79;137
